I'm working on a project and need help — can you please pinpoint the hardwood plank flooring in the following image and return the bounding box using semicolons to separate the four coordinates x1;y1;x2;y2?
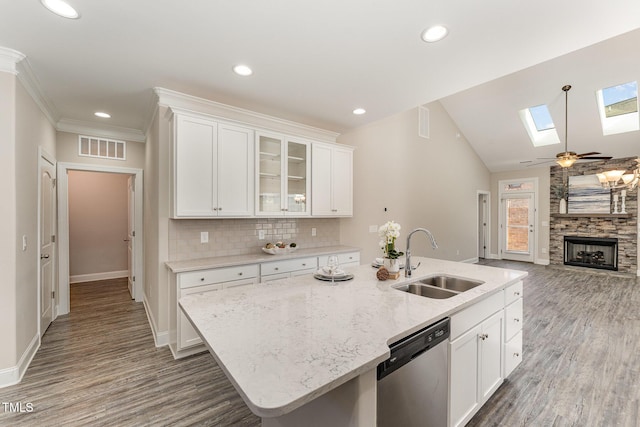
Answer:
1;264;639;426
0;278;260;427
470;260;640;427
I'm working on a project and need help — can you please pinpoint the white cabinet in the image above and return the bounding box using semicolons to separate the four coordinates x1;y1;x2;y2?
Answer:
173;264;259;356
171;112;254;218
449;293;504;427
311;143;353;217
504;281;523;377
256;132;311;216
318;251;360;268
260;256;317;282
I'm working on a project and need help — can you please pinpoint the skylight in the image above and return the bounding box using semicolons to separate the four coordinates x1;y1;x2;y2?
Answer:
519;105;560;147
596;81;639;135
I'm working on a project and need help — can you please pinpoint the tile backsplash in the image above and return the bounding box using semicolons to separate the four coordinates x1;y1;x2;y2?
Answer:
169;218;340;261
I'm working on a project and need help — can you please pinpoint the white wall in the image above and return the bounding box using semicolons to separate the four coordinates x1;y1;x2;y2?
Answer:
0;72;18;370
338;102;491;264
68;171;129;279
489;167;550;263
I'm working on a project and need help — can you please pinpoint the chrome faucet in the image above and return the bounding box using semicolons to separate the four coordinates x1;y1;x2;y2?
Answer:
405;228;438;277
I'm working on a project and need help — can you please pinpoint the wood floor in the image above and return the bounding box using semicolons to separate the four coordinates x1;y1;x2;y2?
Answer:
1;264;639;426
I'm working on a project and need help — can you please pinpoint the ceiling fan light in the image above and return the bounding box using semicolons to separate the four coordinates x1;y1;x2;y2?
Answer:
596;173;608;184
556;156;577;168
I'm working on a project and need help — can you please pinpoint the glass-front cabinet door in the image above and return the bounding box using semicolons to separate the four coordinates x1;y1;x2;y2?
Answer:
285;139;310;215
256;133;311;216
257;133;283;215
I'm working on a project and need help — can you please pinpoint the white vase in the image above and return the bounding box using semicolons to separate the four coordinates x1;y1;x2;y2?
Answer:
387;258;400;273
559;198;567;214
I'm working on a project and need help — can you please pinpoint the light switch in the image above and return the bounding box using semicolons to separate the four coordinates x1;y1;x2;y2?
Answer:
369;225;378;233
22;235;27;251
201;232;209;243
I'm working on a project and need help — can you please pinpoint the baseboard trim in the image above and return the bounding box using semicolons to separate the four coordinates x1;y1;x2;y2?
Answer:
535;258;550;266
462;257;479;264
0;334;39;388
143;294;168;348
70;270;128;284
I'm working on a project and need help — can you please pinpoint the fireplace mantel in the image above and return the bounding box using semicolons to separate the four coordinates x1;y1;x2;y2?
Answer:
552;213;632;218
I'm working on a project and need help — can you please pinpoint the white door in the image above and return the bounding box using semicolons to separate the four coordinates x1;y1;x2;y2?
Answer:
127;176;135;299
501;193;535;262
40;154;56;336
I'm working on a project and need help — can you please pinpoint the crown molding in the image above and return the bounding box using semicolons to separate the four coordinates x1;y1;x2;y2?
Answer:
57;118;146;143
16;58;59;126
0;47;25;74
154;87;340;143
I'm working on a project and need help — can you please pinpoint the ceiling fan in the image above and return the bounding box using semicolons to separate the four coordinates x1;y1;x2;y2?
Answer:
527;85;612;167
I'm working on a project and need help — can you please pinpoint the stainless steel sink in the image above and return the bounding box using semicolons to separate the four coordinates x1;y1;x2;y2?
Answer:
417;275;484;292
393;275;484;299
393;283;457;299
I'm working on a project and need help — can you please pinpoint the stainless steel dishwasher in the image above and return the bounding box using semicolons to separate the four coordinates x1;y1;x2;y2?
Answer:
377;317;450;427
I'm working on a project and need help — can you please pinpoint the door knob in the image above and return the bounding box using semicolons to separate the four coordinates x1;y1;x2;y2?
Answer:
40;254;50;259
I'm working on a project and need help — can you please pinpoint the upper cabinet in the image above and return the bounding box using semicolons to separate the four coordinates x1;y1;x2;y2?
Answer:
312;143;354;217
171;113;254;218
256;132;311;217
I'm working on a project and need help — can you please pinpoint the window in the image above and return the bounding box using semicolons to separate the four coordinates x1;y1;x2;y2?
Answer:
596;81;639;135
78;135;126;160
519;105;560;147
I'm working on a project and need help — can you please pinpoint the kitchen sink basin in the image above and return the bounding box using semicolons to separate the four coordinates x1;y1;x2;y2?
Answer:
393;275;484;299
393;283;457;299
417;275;484;292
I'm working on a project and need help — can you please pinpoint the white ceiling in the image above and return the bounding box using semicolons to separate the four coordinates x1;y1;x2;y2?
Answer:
1;0;640;170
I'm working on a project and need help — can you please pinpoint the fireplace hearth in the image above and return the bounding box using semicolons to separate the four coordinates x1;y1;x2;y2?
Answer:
564;236;618;271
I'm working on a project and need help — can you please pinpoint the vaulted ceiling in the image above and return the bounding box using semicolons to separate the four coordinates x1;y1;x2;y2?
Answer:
1;0;639;171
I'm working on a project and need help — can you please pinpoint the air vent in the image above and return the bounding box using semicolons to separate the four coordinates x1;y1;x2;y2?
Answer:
418;105;430;139
78;135;126;160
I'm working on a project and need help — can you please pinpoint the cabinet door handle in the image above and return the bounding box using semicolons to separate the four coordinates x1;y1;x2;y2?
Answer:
479;333;488;340
238;272;243;276
200;277;205;281
213;207;218;211
274;267;279;271
302;263;306;267
514;352;520;358
514;318;520;322
218;207;222;211
514;291;521;296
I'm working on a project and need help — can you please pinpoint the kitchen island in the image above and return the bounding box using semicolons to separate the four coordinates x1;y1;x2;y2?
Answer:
179;257;527;426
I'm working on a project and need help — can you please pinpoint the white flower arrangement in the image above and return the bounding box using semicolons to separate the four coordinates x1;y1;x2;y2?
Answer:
378;221;404;259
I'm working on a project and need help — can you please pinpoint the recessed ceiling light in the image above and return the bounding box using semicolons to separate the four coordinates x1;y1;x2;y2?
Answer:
94;112;111;118
353;108;366;115
233;64;253;76
41;0;80;19
421;25;448;43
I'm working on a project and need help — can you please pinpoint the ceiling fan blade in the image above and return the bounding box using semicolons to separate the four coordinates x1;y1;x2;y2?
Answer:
526;160;555;167
535;157;557;160
579;156;612;160
576;152;601;157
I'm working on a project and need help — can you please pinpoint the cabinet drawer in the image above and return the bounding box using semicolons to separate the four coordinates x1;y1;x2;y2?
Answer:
505;298;523;341
450;292;503;341
504;330;523;377
505;281;523;306
179;264;259;289
318;252;360;267
261;257;317;276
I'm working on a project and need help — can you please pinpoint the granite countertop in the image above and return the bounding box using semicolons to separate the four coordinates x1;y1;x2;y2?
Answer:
179;257;527;418
165;245;360;273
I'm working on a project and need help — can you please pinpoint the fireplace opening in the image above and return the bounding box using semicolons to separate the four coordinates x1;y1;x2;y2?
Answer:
564;236;618;271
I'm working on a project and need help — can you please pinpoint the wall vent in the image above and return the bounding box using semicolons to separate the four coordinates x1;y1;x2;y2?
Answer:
78;135;126;160
418;105;430;139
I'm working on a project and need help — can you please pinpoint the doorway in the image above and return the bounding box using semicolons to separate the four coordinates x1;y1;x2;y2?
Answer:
38;148;57;337
498;179;538;263
477;191;490;260
57;163;143;316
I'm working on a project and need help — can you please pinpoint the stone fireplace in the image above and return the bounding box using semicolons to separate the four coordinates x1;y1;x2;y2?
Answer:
564;236;618;271
550;157;638;275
